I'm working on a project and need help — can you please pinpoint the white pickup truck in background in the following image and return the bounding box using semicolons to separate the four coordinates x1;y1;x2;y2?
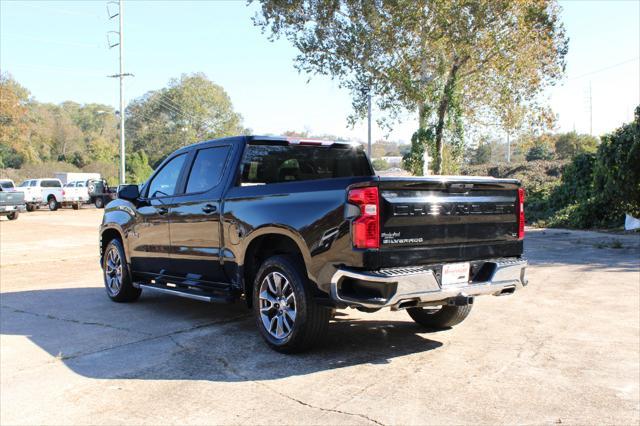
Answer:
16;178;65;211
63;181;91;209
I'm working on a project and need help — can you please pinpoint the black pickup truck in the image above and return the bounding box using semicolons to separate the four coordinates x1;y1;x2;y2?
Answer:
100;136;527;352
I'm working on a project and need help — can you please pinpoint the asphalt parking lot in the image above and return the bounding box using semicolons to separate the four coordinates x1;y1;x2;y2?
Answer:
1;208;639;425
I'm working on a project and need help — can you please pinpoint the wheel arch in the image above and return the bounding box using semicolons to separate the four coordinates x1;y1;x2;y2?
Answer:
100;226;127;265
240;228;312;307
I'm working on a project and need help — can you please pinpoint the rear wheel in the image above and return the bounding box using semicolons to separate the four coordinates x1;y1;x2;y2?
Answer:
47;197;58;211
7;211;19;220
253;255;329;353
102;238;141;302
95;197;104;209
72;202;80;210
26;204;35;212
407;304;473;329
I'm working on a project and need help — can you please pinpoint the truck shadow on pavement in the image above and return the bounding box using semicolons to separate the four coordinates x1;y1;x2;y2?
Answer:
1;287;444;382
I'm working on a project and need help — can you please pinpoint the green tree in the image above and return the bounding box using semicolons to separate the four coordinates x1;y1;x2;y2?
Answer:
0;73;31;160
127;73;246;166
126;150;154;183
526;143;554;161
254;0;568;173
554;131;598;159
467;143;492;165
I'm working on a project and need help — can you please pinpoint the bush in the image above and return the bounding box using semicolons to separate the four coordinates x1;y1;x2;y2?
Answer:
549;153;596;208
372;158;390;171
461;160;566;223
592;107;640;218
526;143;554;161
554;132;598;159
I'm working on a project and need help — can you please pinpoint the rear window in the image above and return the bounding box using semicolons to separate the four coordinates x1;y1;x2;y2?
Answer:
240;144;373;185
41;180;61;188
0;181;14;189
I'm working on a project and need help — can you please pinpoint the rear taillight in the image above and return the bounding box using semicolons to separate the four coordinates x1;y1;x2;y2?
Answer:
62;190;66;196
516;187;525;240
348;186;380;249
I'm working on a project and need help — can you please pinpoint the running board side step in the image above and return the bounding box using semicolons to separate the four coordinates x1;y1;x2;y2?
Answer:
137;283;235;303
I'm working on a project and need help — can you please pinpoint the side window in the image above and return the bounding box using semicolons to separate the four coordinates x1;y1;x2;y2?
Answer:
147;154;187;198
42;180;61;188
30;181;38;187
185;146;231;194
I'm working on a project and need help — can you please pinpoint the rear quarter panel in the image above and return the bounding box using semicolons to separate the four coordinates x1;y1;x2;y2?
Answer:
222;176;373;291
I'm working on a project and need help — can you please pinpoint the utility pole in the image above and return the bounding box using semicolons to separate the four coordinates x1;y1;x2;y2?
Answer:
367;91;372;159
589;81;593;136
107;0;132;185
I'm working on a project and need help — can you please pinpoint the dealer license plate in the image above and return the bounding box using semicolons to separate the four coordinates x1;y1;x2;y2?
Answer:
441;262;470;286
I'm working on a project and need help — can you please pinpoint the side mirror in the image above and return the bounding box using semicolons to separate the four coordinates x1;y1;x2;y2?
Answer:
118;184;140;201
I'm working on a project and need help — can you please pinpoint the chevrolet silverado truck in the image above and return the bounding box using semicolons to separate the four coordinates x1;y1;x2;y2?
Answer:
100;136;527;352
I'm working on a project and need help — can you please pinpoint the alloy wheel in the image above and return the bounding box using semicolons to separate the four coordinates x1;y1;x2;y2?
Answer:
259;271;297;339
104;246;123;296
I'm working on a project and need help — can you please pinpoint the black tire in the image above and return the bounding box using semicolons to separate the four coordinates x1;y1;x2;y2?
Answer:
72;203;80;210
407;304;473;329
253;255;330;353
26;204;34;212
47;196;58;211
102;238;141;303
7;211;19;220
95;197;104;209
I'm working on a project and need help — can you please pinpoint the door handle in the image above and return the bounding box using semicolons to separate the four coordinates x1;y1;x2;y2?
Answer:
202;204;217;214
157;207;169;215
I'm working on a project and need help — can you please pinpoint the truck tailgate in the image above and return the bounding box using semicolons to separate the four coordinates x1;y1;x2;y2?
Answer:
375;176;523;268
0;191;25;206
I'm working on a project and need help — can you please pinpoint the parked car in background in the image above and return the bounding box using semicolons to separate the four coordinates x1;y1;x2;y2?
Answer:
0;179;17;191
100;135;527;352
0;184;26;220
16;178;65;211
87;179;117;208
17;179;44;211
63;181;90;209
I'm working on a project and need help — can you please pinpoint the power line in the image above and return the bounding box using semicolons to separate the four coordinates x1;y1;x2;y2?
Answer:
568;57;639;81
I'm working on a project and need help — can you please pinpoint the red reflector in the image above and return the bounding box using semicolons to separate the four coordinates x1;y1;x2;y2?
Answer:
516;187;525;240
348;187;380;249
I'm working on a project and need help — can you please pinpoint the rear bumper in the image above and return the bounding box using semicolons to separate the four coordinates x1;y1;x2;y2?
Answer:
0;204;26;213
330;258;527;310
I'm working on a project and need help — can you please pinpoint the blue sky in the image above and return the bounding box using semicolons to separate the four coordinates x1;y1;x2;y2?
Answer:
1;0;639;143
